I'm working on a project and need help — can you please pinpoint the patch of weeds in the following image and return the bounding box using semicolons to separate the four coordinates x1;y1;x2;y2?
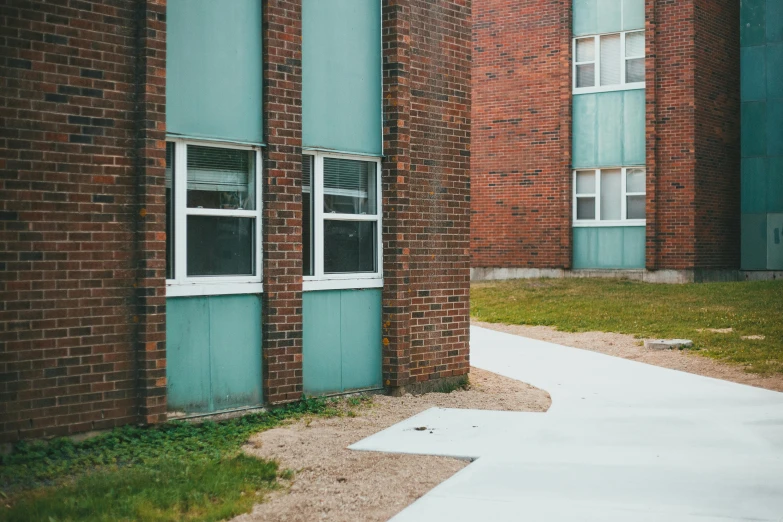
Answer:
278;468;295;481
433;376;470;394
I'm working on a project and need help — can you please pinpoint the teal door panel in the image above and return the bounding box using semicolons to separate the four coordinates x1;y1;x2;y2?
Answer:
303;291;343;394
573;226;646;269
768;214;783;269
741;46;766;102
340;289;382;391
573;91;645;168
769;157;783;212
167;295;262;414
208;295;262;410
166;298;211;412
302;0;382;155
742;214;768;270
742;157;768;213
303;289;382;395
167;0;263;144
741;0;766;48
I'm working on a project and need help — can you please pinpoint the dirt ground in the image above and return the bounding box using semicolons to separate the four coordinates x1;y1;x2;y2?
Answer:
234;368;551;522
473;320;783;392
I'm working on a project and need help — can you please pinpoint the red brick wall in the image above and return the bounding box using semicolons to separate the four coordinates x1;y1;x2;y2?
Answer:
470;0;572;270
0;0;167;443
262;0;304;405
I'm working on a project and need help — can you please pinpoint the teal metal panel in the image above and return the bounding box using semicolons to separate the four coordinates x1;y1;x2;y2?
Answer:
742;102;767;158
573;0;599;37
573;91;645;168
303;290;343;394
596;0;623;35
741;46;766;102
769;0;783;42
208;295;262;410
767;98;783;156
339;289;382;391
742;214;768;269
302;0;382;155
166;297;211;412
573;227;646;269
597;91;624;167
622;89;647;165
166;0;263;144
769;156;783;212
622;0;645;31
768;44;783;99
741;0;766;47
768;214;783;269
742;157;768;213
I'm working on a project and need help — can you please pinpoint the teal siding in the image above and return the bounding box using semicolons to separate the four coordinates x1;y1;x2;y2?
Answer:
573;227;646;269
741;0;783;269
166;0;263;144
303;289;382;395
167;295;262;413
573;90;646;168
573;0;644;36
302;0;382;155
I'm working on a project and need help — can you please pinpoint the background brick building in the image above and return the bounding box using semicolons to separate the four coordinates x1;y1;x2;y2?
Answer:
0;0;471;443
472;0;781;282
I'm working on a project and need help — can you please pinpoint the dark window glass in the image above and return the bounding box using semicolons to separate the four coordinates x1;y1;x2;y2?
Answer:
166;143;175;279
187;216;254;276
577;197;596;220
303;155;314;276
324;221;376;273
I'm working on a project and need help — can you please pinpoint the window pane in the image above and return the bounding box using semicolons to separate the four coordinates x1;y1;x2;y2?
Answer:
626;58;645;83
626;168;646;193
576;197;596;220
187;216;254;276
303;155;314;277
576;64;595;88
600;34;621;86
576;171;596;194
575;37;595;62
600;169;622;220
323;158;377;215
324;220;376;273
166;143;175;280
625;31;645;58
186;145;256;210
627;195;646;219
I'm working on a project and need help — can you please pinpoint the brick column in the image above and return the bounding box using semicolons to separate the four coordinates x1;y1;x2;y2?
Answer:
262;0;304;404
559;0;574;269
133;0;168;425
381;0;413;391
645;0;660;269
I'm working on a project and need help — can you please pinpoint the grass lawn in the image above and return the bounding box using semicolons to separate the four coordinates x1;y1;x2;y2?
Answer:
471;279;783;375
0;397;368;522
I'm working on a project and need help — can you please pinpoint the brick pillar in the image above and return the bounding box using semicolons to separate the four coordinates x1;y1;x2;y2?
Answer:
645;0;660;270
133;0;168;425
559;0;574;269
262;0;304;404
381;0;412;391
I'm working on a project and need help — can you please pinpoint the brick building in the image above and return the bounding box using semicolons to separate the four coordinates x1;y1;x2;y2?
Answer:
471;0;782;282
0;0;471;443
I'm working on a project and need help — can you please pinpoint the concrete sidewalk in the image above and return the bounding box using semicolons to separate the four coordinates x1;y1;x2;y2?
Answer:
351;326;783;521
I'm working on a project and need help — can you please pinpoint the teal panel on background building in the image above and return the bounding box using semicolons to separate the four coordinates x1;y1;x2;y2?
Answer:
573;0;644;36
742;102;767;158
573;90;646;168
769;157;783;212
302;0;382;155
573;227;646;269
303;289;382;395
742;158;768;214
741;46;766;102
768;214;783;269
167;0;263;144
166;295;262;413
741;0;766;47
742;214;768;270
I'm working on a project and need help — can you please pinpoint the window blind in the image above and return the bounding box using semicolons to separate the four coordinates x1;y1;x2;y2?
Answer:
323;157;371;197
600;34;622;86
303;155;312;192
187;145;250;192
166;142;174;189
625;31;645;58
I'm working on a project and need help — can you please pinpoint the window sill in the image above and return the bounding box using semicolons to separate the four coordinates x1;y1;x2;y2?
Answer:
303;278;383;292
573;83;645;95
166;282;264;298
573;220;646;228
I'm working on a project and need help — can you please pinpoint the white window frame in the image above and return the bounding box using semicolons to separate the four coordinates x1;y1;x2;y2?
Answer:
573;30;645;94
166;138;263;297
303;151;383;292
573;167;646;227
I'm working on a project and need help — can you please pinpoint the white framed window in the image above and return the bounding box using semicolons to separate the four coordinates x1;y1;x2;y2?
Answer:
303;151;383;292
573;30;645;94
165;139;263;297
573;167;646;226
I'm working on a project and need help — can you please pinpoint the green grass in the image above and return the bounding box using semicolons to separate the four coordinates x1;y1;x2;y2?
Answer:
471;279;783;375
0;396;366;522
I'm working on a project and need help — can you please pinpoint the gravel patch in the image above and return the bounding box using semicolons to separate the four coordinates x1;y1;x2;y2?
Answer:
234;368;550;522
473;320;783;392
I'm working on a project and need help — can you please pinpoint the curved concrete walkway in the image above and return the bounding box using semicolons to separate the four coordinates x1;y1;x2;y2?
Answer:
351;326;783;521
